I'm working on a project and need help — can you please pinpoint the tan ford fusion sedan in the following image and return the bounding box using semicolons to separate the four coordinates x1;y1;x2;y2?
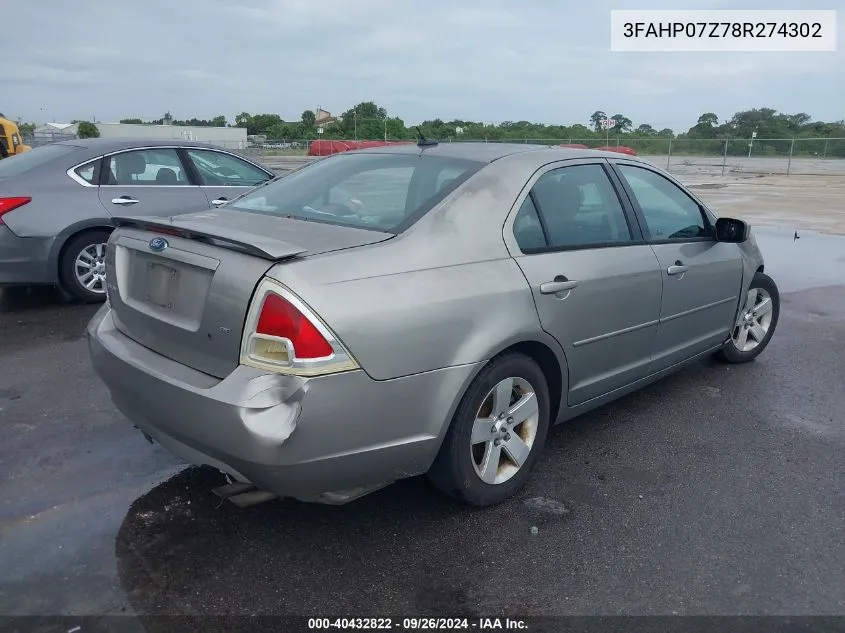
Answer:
87;142;779;506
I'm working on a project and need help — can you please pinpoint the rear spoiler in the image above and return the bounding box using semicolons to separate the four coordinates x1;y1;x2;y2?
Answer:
112;216;308;261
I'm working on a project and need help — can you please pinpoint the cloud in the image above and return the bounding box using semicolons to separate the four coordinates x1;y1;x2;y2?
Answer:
5;0;843;131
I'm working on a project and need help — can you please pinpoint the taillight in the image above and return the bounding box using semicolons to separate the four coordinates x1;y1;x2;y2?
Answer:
240;277;359;376
0;197;32;224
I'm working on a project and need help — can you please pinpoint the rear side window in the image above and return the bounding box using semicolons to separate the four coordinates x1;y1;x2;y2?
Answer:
105;149;187;186
513;196;547;251
529;164;633;249
74;159;101;185
0;143;81;178
229;153;484;232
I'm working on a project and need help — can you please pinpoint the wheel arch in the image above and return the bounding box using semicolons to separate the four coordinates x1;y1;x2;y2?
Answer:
50;220;114;278
433;335;569;459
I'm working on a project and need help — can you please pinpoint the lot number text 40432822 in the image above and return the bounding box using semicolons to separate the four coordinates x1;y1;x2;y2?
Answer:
306;617;528;630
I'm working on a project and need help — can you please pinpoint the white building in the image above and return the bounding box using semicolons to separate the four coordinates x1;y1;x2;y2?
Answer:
33;122;247;149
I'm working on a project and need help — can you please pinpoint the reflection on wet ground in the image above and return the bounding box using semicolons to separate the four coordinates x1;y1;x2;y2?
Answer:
1;228;844;619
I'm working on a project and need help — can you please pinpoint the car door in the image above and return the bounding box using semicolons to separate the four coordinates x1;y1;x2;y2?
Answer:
506;160;663;406
612;161;744;372
180;148;274;208
98;147;209;218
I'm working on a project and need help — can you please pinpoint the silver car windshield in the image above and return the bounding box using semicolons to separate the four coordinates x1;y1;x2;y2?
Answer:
228;152;484;233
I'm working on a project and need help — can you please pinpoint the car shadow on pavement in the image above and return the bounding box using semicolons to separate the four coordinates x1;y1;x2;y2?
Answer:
0;285;70;312
111;362;716;623
0;286;100;354
114;465;503;620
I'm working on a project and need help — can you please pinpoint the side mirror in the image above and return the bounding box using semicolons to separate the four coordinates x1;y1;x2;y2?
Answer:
715;217;749;243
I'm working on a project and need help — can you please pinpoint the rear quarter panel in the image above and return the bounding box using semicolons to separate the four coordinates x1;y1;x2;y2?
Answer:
2;167;112;282
265;156;569;382
1;169;107;239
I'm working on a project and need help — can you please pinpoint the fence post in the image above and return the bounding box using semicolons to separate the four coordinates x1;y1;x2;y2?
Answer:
822;139;828;159
666;139;673;170
721;138;728;176
786;137;795;176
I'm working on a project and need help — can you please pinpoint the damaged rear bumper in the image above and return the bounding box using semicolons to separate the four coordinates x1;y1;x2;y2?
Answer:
87;305;479;503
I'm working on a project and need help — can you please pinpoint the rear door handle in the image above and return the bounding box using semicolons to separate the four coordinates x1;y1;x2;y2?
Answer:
211;198;228;207
111;196;140;205
667;261;689;276
540;278;579;294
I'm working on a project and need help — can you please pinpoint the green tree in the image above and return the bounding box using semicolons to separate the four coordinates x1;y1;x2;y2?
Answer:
635;124;656;135
76;121;100;138
610;114;632;133
697;113;719;127
657;128;674;137
119;118;144;124
234;112;252;129
341;101;388;139
211;115;227;127
19;122;36;137
590;110;607;133
301;110;316;127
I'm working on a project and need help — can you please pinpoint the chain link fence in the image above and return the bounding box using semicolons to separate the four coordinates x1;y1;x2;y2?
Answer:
22;134;845;177
247;136;845;177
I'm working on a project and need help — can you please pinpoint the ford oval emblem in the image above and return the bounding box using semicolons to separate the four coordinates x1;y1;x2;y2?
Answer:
149;237;168;253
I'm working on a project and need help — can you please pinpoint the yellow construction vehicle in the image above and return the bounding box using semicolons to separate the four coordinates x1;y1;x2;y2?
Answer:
0;114;32;158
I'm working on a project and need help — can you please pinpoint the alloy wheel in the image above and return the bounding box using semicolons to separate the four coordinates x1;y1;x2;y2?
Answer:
731;287;774;352
74;243;108;295
470;376;540;485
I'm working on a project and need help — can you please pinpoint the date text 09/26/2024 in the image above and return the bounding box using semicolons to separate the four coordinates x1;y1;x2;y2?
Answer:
307;618;528;630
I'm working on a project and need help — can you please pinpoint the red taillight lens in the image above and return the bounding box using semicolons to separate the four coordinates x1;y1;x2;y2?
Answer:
256;292;334;359
241;278;359;376
0;197;32;223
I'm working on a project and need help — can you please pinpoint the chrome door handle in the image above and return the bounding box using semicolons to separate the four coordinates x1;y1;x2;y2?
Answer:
540;279;579;294
211;198;228;207
667;262;689;275
111;197;140;205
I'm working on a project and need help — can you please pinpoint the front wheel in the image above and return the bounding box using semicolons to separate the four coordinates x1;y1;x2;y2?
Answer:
428;353;550;506
59;230;112;303
716;271;780;363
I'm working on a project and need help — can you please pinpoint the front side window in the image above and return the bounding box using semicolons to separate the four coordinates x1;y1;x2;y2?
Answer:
616;164;711;240
185;149;270;187
529;163;633;249
105;149;187;186
229;153;484;232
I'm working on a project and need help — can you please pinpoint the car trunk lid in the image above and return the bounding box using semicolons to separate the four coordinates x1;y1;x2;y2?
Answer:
106;211;393;378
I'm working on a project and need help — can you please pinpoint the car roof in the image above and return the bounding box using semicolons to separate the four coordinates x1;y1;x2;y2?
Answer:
53;137;229;153
345;141;648;165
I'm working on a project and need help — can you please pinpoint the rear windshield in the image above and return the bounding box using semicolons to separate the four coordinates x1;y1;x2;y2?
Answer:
228;152;484;232
0;143;81;179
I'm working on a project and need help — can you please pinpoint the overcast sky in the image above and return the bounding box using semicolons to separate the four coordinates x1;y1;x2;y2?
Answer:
6;0;843;131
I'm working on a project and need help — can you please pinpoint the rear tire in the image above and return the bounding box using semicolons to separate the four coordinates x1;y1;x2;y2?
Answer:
59;230;112;303
428;353;550;506
716;272;779;364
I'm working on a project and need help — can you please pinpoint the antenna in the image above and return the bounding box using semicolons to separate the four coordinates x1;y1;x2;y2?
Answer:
415;127;438;147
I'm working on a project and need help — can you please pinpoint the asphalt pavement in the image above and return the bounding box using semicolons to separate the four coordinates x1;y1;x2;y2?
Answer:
0;227;843;621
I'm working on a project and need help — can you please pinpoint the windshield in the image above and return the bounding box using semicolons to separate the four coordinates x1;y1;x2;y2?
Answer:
228;152;484;232
0;143;81;178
